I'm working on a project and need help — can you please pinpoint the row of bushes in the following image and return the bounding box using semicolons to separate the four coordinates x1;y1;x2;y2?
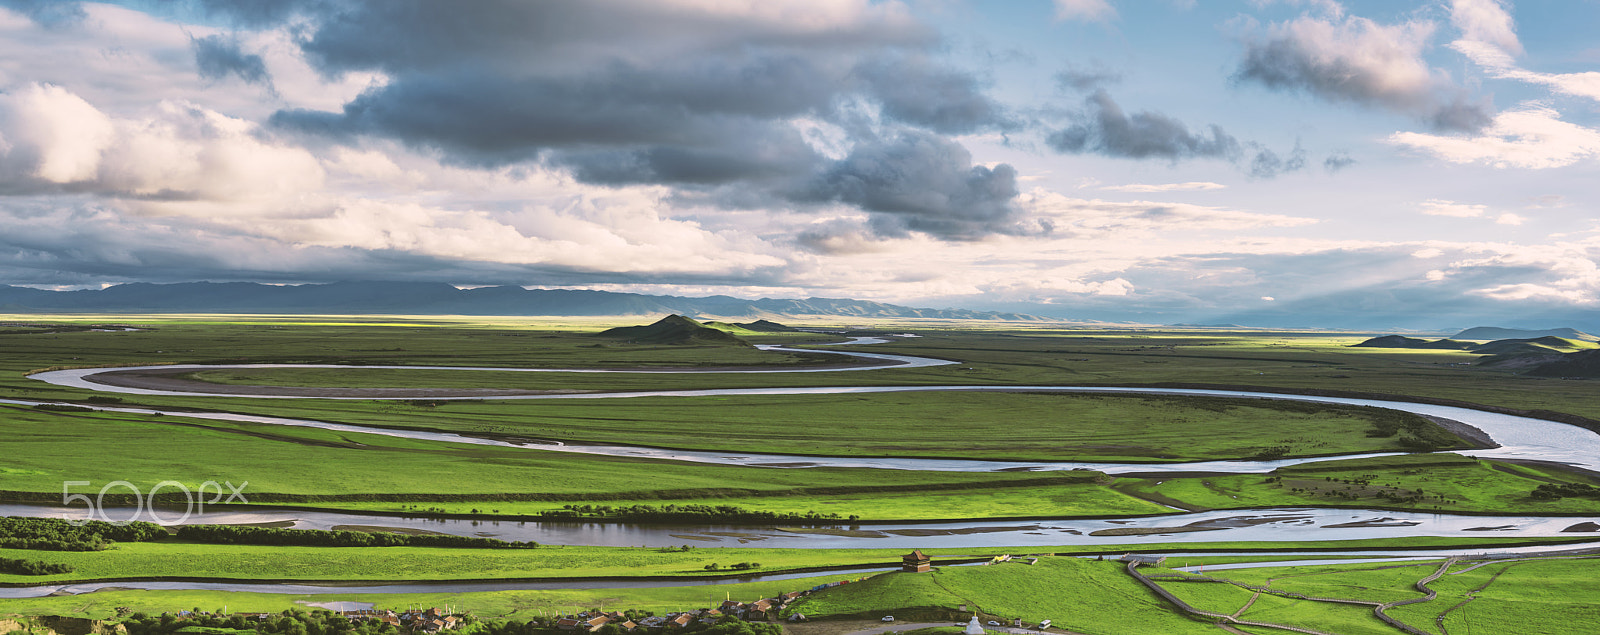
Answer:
174;524;538;549
1530;483;1600;501
539;504;854;522
0;517;166;551
0;556;73;575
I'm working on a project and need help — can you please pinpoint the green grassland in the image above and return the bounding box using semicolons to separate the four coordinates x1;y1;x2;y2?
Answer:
1149;555;1600;635
784;558;1218;634
108;389;1457;463
854;329;1600;421
6;537;1587;589
6;544;1598;627
0;404;1161;515
293;483;1173;520
1418;557;1600;634
0;542;963;585
1153;578;1255;616
0;571;861;621
8;319;1600;422
1227;561;1438;604
1111;453;1600;514
1231;592;1394;635
5;316;1600;626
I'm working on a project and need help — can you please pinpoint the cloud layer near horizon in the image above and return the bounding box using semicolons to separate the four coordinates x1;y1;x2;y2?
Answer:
0;0;1595;327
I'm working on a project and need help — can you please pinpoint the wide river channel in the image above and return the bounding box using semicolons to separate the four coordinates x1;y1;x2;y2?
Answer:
5;335;1598;595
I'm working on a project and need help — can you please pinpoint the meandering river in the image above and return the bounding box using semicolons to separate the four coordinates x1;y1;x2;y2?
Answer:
7;335;1599;596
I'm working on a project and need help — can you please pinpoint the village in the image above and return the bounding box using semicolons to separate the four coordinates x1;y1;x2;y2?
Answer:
161;551;1073;635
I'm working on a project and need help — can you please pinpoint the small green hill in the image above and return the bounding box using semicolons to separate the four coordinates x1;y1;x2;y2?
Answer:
595;315;751;346
739;319;798;332
1351;335;1473;350
785;557;1213;634
702;319;800;337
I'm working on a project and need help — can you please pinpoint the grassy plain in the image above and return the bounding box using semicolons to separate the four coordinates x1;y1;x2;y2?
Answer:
1112;453;1600;514
6;536;1587;587
131;388;1448;462
0;572;860;621
3;315;1600;624
784;557;1218;634
1424;557;1600;634
1151;556;1600;635
0;404;1151;512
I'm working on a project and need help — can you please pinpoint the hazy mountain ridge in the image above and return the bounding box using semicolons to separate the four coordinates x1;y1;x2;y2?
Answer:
0;281;1048;321
1453;326;1599;342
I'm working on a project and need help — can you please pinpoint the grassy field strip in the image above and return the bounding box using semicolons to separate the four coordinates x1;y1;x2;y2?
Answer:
1154;554;1600;635
0;570;870;620
1129;561;1372;635
15;386;1471;464
1142;559;1461;633
11;539;1593;587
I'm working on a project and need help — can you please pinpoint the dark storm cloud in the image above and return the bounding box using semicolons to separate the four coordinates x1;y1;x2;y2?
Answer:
253;0;1028;241
0;0;85;27
553;126;822;187
292;0;932;76
795;131;1026;241
272;57;839;166
191;35;274;90
854;57;1011;134
1047;90;1241;161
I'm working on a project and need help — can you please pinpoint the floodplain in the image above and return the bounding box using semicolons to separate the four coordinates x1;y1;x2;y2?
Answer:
2;315;1599;634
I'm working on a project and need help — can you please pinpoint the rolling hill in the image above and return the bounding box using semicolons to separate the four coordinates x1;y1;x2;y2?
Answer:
594;315;751;346
1350;335;1474;350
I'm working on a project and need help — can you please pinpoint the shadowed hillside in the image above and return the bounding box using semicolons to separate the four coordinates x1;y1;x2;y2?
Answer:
1351;335;1474;350
595;315;752;346
1454;326;1599;342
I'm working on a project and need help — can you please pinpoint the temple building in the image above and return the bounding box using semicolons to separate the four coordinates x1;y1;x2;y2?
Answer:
901;550;931;573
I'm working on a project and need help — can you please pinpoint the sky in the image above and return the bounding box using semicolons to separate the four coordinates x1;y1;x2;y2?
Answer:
0;0;1597;328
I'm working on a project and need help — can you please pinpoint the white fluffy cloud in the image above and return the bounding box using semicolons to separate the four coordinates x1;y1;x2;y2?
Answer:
1054;0;1117;23
1449;0;1522;55
0;83;324;201
1454;40;1600;105
1388;103;1600;169
1234;10;1491;130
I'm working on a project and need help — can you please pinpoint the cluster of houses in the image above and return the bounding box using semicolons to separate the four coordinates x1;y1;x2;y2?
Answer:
199;607;462;633
552;589;822;632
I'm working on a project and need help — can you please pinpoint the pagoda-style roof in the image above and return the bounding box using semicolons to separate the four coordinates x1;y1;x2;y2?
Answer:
903;550;929;561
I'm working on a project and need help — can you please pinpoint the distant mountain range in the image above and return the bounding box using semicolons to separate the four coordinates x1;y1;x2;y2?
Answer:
0;281;1049;321
1451;326;1599;342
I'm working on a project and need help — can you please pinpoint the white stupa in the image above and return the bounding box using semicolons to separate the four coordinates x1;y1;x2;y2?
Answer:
965;615;985;635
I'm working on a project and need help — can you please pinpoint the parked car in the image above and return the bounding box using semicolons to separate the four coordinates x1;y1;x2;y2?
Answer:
987;621;1000;626
882;616;895;622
